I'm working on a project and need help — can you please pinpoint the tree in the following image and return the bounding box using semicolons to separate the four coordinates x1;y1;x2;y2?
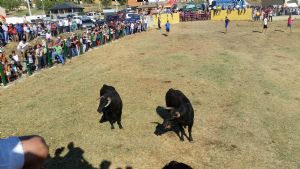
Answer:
117;0;127;6
101;0;112;8
0;0;21;11
36;0;68;13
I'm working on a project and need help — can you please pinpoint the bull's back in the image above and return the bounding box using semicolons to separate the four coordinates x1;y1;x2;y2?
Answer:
165;89;191;108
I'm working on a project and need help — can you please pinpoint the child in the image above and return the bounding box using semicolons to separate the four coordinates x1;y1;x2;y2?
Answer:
287;14;293;33
225;17;230;33
262;17;268;33
165;20;171;33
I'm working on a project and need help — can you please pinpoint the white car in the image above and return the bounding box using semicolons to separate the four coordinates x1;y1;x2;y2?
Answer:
86;12;101;20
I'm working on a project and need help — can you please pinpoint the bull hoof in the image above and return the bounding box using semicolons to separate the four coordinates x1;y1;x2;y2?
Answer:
189;140;194;143
111;126;115;129
119;126;123;129
180;138;184;142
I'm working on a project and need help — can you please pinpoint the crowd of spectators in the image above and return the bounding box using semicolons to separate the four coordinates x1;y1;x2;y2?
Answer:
252;6;300;22
0;18;148;86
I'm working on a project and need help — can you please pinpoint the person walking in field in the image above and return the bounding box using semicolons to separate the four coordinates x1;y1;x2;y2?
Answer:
262;17;268;34
158;17;161;31
225;16;230;33
287;14;293;33
165;20;171;33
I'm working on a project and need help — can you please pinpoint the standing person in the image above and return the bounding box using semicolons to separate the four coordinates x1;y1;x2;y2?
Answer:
268;9;273;22
158;17;161;31
165;20;171;33
287;14;293;33
225;16;230;33
262;17;268;33
2;23;8;43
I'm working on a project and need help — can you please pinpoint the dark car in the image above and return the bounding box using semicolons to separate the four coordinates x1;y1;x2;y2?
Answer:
95;19;106;26
105;15;119;22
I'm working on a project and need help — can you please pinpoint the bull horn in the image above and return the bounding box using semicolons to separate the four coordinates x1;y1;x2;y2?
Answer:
104;97;111;107
174;112;180;118
96;96;104;101
165;107;174;110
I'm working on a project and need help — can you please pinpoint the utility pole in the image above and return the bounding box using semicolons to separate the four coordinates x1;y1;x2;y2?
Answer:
26;0;32;16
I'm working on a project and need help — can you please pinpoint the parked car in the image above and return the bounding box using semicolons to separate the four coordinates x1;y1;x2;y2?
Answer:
125;13;140;19
105;15;119;22
82;18;95;28
95;19;106;26
87;12;101;20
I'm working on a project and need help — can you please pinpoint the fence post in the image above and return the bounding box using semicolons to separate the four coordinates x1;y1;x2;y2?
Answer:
47;44;53;67
0;64;7;86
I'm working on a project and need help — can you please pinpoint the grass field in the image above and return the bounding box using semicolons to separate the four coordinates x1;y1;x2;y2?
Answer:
1;20;300;169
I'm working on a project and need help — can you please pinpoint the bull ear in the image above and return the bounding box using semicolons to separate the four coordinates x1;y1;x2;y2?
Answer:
174;111;180;118
104;97;111;107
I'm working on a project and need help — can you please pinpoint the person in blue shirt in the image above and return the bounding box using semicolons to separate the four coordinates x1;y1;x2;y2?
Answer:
225;16;230;33
16;24;24;41
165;20;170;33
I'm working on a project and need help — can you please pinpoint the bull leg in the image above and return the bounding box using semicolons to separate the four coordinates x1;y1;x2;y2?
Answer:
117;120;123;129
178;125;185;141
109;120;115;129
188;125;193;142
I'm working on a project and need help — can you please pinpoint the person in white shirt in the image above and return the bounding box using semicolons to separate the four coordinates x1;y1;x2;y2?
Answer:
58;20;64;34
63;19;68;32
2;23;8;43
262;17;268;33
45;31;52;43
17;40;28;55
143;17;148;31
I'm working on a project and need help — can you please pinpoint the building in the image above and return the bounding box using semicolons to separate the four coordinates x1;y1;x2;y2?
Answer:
49;3;84;19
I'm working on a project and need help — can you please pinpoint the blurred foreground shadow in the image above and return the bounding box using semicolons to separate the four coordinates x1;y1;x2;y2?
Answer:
43;142;133;169
163;161;193;169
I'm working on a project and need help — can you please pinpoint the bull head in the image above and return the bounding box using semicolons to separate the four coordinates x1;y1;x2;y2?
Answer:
97;96;112;113
162;107;181;129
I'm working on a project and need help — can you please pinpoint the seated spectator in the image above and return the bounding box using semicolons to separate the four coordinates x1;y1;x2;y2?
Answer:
0;135;49;169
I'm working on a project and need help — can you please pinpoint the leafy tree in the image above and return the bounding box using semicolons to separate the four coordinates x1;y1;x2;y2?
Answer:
36;0;71;13
0;0;22;11
117;0;127;6
83;0;93;4
101;0;112;8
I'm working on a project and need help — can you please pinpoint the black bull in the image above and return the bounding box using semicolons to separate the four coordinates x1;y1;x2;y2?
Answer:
97;84;123;129
163;88;194;142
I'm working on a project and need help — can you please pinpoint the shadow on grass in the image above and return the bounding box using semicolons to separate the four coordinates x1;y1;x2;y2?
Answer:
153;106;188;141
274;29;284;32
162;33;168;37
252;30;262;33
44;142;133;169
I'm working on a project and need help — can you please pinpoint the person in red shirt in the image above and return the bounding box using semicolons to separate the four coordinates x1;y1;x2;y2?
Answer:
287;14;293;33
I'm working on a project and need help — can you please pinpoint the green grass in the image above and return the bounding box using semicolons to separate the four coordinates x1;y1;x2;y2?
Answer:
1;21;300;169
